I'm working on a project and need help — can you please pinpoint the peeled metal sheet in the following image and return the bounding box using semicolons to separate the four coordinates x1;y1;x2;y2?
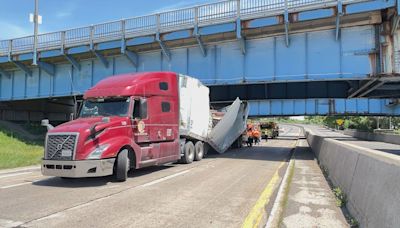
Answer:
207;98;249;153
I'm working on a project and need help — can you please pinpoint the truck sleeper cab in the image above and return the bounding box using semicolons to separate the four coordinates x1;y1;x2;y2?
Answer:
42;72;209;181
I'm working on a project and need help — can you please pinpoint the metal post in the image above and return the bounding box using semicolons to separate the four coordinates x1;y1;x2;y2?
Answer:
156;14;161;34
89;25;94;50
194;7;198;27
8;40;12;61
33;0;39;65
377;117;380;129
237;0;241;19
284;0;290;47
60;31;65;53
121;20;126;54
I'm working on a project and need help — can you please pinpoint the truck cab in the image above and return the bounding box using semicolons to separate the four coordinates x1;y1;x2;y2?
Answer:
42;72;180;181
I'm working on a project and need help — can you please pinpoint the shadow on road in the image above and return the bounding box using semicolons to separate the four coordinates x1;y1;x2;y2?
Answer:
32;135;303;188
207;138;304;162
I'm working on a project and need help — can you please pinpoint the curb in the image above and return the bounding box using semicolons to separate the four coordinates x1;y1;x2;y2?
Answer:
265;141;297;228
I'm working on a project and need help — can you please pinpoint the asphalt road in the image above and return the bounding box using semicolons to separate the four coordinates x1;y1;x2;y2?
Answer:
0;126;301;228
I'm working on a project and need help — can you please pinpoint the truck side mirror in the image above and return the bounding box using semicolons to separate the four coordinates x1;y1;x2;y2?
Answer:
41;119;54;131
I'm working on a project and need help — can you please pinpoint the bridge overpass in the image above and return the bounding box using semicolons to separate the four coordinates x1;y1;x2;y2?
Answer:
1;0;400;121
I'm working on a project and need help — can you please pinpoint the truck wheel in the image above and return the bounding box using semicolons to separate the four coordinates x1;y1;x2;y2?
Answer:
182;141;195;164
194;141;204;161
233;136;242;149
115;149;130;182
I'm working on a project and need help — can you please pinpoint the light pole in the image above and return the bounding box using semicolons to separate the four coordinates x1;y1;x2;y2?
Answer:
32;0;39;65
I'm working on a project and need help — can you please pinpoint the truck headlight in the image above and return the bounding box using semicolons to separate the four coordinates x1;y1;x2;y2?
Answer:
87;144;109;159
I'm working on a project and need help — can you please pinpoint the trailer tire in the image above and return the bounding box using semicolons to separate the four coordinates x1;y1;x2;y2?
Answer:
237;136;243;148
194;141;204;161
115;149;130;182
182;141;195;164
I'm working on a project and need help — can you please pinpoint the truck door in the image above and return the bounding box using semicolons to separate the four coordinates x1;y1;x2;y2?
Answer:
132;97;161;162
148;96;179;162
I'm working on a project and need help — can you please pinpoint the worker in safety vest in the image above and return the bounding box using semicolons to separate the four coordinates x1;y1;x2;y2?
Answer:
253;128;261;145
246;124;254;147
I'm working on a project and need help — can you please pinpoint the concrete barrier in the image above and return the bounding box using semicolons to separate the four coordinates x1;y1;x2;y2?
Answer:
304;129;400;228
344;129;400;145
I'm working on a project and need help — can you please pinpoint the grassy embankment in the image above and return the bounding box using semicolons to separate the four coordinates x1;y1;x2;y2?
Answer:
0;126;44;169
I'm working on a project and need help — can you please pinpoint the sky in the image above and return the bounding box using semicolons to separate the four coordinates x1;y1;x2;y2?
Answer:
0;0;217;40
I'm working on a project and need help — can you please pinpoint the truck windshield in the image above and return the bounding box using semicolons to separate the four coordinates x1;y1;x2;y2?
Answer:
79;98;130;118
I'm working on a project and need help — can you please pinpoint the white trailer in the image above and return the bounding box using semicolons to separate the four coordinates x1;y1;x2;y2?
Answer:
178;75;249;163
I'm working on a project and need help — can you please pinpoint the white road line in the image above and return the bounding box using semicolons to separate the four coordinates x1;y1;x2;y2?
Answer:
22;169;194;225
141;170;190;187
0;218;24;228
0;182;32;189
0;166;40;175
0;171;33;179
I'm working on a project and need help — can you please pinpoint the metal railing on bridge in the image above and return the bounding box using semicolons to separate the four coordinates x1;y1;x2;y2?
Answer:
0;0;367;57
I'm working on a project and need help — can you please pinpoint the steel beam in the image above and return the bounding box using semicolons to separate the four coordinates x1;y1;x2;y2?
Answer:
121;38;138;67
125;49;138;67
358;81;386;97
336;0;343;40
38;61;55;76
64;54;81;71
12;61;32;76
284;9;290;47
236;18;246;55
93;50;109;68
194;25;207;57
391;15;400;35
0;67;10;78
348;78;378;98
156;32;171;61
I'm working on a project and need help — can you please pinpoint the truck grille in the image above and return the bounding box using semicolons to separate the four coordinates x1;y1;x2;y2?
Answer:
45;134;78;160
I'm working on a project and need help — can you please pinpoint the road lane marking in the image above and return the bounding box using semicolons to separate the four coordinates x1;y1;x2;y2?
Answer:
0;166;40;175
242;134;300;228
0;178;43;189
242;161;285;228
0;171;33;179
21;168;195;226
0;182;33;189
141;170;190;187
0;218;24;228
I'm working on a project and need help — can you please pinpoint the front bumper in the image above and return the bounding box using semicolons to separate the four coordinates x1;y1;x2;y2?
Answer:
42;158;116;178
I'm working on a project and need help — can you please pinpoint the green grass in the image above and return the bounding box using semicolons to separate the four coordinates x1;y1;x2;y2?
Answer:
0;129;43;169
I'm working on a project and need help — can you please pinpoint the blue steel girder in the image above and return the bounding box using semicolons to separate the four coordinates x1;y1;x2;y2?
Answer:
12;61;32;76
247;99;400;116
0;67;10;78
37;61;55;76
156;32;171;61
64;54;81;71
93;50;109;68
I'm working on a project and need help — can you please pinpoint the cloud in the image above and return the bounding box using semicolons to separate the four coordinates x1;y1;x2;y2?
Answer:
55;2;76;19
0;21;31;40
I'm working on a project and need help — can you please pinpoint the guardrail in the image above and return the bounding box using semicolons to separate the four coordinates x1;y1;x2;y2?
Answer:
0;0;367;57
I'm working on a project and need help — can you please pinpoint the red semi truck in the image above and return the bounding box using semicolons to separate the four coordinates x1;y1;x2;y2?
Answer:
41;72;248;181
